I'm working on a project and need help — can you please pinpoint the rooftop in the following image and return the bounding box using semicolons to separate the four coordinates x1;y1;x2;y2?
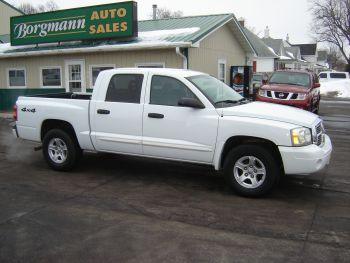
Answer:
242;28;278;58
0;13;255;58
292;43;317;56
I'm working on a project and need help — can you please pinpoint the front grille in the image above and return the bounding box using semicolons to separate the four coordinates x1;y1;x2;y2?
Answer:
274;92;289;99
314;121;324;146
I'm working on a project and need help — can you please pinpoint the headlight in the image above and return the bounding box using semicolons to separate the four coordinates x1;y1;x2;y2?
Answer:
258;89;266;97
296;93;307;100
291;127;312;146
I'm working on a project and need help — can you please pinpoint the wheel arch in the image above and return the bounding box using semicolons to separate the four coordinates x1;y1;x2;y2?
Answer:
217;135;284;173
41;119;80;148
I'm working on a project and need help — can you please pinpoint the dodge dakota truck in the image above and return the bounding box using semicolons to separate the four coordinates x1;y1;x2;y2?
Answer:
12;68;332;196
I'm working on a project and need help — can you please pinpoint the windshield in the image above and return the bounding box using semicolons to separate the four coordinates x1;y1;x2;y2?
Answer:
187;75;244;108
269;72;311;88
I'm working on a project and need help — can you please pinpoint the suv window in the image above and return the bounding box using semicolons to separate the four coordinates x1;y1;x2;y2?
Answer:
106;74;143;103
330;73;346;79
319;73;327;79
150;75;196;106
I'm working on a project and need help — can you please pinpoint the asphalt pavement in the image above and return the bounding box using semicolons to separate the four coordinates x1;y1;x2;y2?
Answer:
0;99;349;263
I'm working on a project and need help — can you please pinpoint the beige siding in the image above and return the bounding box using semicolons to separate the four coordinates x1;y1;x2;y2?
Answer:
0;2;22;35
0;49;182;89
189;24;246;84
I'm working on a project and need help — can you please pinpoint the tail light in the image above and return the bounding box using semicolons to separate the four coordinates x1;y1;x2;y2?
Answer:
13;105;18;121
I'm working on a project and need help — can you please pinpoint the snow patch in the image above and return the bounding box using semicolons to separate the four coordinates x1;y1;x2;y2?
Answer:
320;79;350;98
139;27;200;40
286;51;294;59
267;46;278;56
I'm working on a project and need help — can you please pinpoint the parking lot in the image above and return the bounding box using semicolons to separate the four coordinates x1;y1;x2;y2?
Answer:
0;99;349;263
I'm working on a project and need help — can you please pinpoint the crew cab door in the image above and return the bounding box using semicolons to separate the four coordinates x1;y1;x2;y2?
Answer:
142;74;219;164
90;72;146;154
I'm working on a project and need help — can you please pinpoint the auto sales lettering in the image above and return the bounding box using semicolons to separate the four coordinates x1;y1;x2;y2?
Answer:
10;1;137;46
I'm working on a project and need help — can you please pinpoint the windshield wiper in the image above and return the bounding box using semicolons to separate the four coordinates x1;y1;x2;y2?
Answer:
214;99;240;105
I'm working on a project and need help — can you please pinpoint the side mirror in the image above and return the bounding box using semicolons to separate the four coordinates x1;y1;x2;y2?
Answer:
178;97;205;109
314;83;321;88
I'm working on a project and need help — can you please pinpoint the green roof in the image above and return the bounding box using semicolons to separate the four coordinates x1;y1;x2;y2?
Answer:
139;13;234;43
0;34;10;43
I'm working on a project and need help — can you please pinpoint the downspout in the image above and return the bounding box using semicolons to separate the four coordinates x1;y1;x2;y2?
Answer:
176;47;188;69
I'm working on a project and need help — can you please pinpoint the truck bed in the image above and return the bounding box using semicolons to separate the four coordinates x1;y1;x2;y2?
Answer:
29;92;92;100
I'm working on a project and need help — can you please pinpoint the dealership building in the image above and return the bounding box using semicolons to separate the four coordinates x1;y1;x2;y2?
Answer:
0;1;257;111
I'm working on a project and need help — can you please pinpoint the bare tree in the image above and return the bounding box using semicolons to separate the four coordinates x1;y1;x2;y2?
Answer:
151;7;183;19
18;1;59;14
310;0;350;70
327;45;347;70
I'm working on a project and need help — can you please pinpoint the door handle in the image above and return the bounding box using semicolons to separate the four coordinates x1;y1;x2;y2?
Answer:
97;109;110;114
148;113;164;119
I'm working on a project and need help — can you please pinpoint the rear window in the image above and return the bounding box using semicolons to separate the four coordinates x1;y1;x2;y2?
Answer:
319;73;327;79
252;75;262;81
330;73;346;79
269;72;310;88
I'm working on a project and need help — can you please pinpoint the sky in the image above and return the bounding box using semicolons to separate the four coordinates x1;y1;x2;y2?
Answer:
7;0;315;44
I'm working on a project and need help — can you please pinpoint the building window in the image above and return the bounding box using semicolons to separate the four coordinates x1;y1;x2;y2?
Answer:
135;62;165;68
106;74;144;103
150;75;196;106
90;65;115;88
41;67;61;88
218;59;226;82
8;68;26;88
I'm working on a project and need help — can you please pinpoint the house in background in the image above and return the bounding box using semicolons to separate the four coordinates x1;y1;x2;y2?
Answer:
290;43;318;70
315;50;329;73
0;0;24;43
239;21;278;73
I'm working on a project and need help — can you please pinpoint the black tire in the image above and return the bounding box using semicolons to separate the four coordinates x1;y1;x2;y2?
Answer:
42;129;81;171
223;144;280;197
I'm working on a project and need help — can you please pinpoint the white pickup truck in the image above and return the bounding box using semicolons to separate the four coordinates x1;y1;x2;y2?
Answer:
13;68;332;196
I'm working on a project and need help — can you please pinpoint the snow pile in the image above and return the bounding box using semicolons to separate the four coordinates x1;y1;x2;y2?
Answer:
320;79;350;98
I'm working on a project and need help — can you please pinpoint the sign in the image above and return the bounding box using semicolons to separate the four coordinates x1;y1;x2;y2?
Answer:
10;1;138;46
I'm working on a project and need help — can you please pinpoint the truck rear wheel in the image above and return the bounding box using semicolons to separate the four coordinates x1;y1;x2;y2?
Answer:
42;129;81;171
223;144;279;197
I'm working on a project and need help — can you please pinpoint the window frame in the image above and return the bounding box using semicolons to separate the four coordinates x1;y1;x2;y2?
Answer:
64;59;85;92
39;66;62;89
89;64;115;89
217;58;227;83
105;73;144;104
7;68;27;89
149;75;200;107
135;62;165;68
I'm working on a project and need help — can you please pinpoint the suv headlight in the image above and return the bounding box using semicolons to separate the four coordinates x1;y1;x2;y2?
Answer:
296;93;307;100
291;127;312;146
258;89;266;97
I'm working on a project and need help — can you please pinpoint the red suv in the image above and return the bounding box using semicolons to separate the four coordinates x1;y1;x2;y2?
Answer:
256;70;321;113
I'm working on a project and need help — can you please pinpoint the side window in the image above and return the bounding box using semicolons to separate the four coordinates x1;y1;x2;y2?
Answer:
330;73;346;79
106;74;143;103
150;75;196;106
319;73;327;79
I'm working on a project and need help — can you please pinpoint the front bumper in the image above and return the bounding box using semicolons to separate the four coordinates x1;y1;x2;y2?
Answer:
278;134;332;174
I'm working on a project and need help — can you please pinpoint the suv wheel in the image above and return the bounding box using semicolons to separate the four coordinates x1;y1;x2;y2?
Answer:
224;144;280;197
42;129;81;171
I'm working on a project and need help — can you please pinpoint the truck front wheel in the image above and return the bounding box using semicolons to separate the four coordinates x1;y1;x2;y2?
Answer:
223;144;280;197
42;129;81;171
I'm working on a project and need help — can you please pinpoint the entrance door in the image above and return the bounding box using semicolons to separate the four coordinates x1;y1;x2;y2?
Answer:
65;60;85;92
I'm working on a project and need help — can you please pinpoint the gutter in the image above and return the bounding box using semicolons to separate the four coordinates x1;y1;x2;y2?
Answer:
176;47;188;69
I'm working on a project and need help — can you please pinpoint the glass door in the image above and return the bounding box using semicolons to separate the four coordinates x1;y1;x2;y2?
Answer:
65;60;85;92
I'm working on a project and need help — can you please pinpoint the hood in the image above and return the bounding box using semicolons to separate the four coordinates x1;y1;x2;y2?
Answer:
262;84;310;93
222;102;319;127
